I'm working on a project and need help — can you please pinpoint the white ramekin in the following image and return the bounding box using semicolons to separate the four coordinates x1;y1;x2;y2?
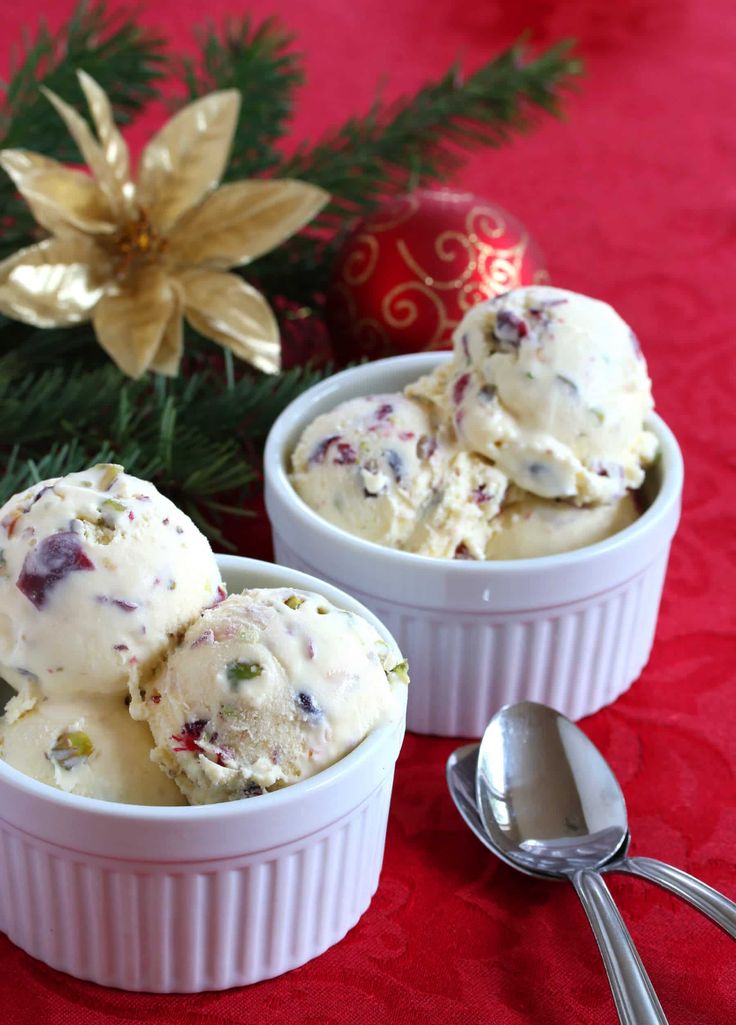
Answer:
0;556;407;992
264;352;684;737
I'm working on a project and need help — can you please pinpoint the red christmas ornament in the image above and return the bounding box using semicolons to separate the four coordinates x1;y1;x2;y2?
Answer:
326;189;548;362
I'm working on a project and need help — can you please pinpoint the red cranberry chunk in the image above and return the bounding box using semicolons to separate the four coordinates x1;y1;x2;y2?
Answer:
453;373;471;406
171;719;209;753
310;435;340;464
17;532;94;609
493;310;528;349
333;442;358;465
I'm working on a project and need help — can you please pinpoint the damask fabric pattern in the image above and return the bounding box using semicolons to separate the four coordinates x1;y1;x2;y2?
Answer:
2;0;736;1022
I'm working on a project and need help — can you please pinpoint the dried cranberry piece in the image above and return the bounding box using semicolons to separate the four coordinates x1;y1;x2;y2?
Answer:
375;403;394;421
452;373;471;406
96;595;139;612
493;310;528;349
333;442;358;465
171;719;208;753
17;531;94;609
310;435;340;464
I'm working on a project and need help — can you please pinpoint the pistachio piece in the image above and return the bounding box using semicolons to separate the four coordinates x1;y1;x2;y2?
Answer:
388;659;410;685
48;730;94;770
226;660;264;689
101;498;126;513
96;464;124;491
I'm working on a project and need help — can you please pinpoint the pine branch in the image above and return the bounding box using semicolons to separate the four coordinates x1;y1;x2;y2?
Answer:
281;40;580;217
249;40;581;304
0;1;167;154
175;16;303;177
0;360;328;542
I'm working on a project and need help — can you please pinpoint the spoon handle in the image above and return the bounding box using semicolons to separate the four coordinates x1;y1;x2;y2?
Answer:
610;856;736;939
572;869;669;1025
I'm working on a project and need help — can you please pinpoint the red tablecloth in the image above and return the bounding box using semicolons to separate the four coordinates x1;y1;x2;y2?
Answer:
2;0;736;1021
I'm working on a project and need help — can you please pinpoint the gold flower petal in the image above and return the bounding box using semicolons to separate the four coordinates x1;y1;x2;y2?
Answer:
0;236;106;327
77;71;133;208
167;179;330;270
179;268;280;374
137;91;241;234
0;150;116;236
41;86;124;213
93;269;180;378
148;280;184;377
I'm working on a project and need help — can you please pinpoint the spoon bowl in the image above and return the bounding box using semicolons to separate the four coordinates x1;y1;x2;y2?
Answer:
475;701;628;876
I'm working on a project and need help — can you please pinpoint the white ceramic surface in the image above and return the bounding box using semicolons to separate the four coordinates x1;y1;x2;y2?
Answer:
264;352;684;736
0;556;407;992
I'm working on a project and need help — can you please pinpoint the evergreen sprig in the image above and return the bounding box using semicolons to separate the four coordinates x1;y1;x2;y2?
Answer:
0;360;327;545
0;4;582;544
177;17;303;177
250;40;582;304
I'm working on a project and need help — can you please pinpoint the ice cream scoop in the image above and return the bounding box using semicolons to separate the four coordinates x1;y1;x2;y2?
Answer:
412;286;657;504
0;690;185;805
483;490;639;560
132;587;408;804
291;392;507;557
291;392;446;547
0;464;224;700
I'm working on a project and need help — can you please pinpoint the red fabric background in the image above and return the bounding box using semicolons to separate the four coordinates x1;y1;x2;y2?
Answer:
2;0;736;1021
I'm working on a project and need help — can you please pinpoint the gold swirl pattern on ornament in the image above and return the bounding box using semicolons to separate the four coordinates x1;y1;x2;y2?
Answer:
467;203;506;240
365;194;420;233
396;233;477;291
474;237;528;297
382;281;449;349
343;233;379;286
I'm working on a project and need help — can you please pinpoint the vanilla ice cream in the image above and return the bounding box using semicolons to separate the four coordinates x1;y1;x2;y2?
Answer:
132;588;408;804
483;490;639;560
0;690;186;805
291;392;507;557
291;287;658;561
291;392;445;546
413;286;657;504
0;464;224;700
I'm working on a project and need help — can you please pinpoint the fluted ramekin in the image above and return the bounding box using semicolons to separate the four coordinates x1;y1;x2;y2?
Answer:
0;556;407;992
264;352;683;737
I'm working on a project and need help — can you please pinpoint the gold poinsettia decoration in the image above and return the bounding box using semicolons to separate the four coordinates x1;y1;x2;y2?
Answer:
0;71;329;377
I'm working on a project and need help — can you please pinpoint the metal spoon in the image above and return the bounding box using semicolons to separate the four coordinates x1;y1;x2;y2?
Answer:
446;707;736;930
446;702;736;1024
